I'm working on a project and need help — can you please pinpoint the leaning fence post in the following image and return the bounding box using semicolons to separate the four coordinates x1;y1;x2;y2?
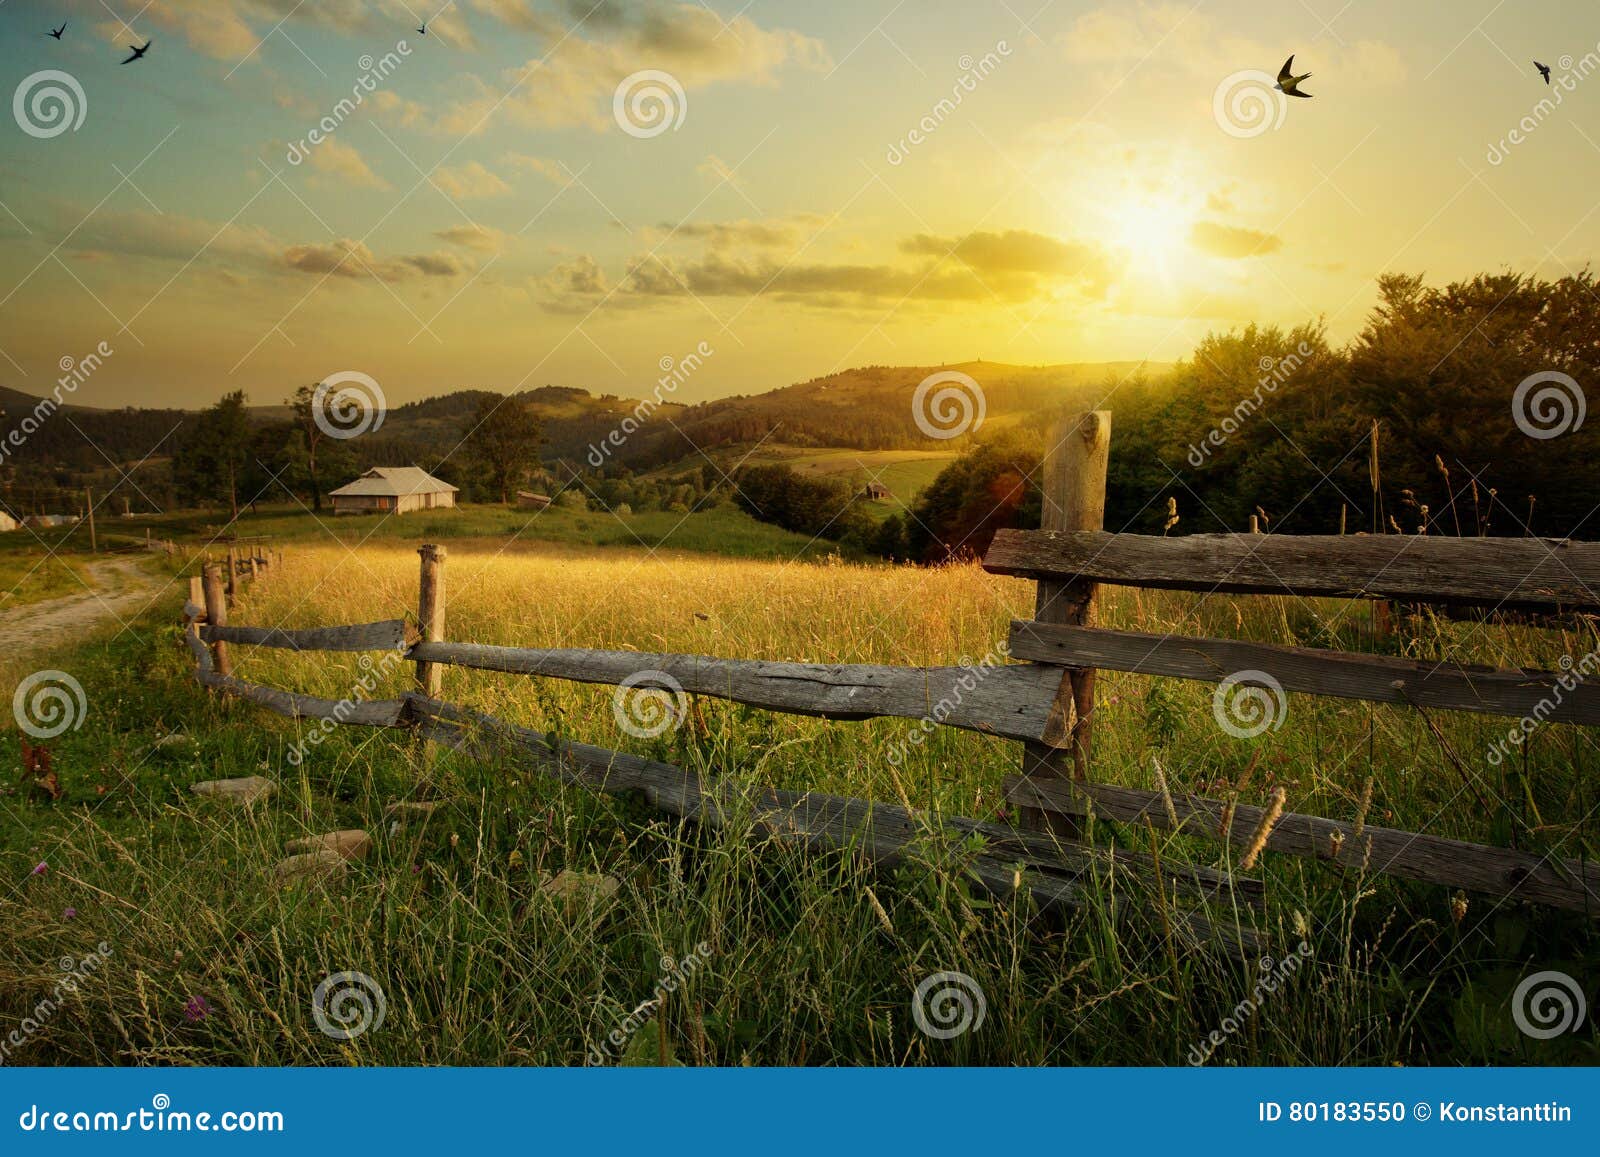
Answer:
201;562;232;678
186;575;205;624
416;544;446;699
1021;410;1110;833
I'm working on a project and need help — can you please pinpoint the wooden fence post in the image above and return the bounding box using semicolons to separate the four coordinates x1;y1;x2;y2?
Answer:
416;544;446;698
1021;410;1110;832
226;547;238;602
201;563;232;677
85;486;97;554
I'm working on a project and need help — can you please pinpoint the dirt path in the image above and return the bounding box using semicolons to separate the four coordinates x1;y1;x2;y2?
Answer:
0;555;169;655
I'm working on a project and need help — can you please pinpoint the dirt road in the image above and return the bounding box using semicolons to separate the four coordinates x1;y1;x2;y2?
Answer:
0;555;169;654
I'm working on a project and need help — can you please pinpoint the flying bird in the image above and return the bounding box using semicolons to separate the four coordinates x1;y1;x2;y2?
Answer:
121;39;151;64
1535;60;1552;84
48;21;66;39
417;22;427;35
1276;54;1313;98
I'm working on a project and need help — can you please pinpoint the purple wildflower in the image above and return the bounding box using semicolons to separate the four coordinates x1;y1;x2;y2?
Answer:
62;907;77;920
183;995;210;1023
31;862;47;876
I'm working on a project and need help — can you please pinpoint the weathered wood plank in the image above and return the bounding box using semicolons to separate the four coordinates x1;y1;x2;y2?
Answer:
984;530;1600;612
183;622;408;726
1005;775;1600;916
195;668;408;727
1008;621;1600;726
201;619;416;653
405;694;1263;954
406;641;1061;743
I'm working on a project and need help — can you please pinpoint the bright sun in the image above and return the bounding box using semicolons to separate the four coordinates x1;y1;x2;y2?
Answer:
1108;197;1194;284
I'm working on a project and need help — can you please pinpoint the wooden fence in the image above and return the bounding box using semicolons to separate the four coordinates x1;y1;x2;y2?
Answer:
174;412;1600;947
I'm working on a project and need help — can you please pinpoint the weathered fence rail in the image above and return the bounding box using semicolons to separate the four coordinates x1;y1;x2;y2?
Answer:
984;528;1600;613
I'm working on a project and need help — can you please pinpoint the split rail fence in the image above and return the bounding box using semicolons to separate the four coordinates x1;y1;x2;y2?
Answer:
176;412;1600;957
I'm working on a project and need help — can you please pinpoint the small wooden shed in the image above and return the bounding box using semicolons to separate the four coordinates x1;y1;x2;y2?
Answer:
329;467;458;516
516;491;553;511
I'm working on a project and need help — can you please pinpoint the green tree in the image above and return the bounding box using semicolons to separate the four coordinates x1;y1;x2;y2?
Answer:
172;390;252;520
462;395;544;504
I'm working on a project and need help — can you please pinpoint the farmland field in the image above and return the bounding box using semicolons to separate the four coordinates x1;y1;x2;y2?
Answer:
3;536;1596;1065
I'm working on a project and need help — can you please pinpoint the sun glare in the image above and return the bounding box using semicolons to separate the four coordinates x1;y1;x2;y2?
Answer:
1108;196;1195;283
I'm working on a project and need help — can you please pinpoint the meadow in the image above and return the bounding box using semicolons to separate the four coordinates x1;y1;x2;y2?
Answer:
2;519;1597;1066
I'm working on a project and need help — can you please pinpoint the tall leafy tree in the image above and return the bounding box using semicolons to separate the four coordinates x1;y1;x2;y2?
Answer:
461;394;544;503
172;390;252;520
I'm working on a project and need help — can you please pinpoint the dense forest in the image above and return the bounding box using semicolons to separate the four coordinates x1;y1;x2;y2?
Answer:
898;271;1600;562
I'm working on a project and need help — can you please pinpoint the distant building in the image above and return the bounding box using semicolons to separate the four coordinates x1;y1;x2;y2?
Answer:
23;514;77;529
328;467;458;516
863;481;892;500
516;491;552;510
0;511;16;533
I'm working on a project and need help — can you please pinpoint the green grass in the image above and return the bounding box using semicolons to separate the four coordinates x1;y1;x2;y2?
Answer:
0;548;92;610
726;445;957;521
89;501;859;563
1;547;1597;1066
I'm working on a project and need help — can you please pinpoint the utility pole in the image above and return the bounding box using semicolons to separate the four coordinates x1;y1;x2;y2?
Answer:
85;486;97;554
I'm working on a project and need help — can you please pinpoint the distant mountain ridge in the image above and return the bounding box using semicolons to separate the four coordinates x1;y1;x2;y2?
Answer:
0;360;1169;473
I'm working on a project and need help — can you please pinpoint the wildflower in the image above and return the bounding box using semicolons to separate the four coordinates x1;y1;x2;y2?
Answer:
62;907;77;920
183;995;210;1022
508;849;524;868
31;862;47;876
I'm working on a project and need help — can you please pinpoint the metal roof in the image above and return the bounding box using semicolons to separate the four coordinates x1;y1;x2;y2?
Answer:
328;466;459;497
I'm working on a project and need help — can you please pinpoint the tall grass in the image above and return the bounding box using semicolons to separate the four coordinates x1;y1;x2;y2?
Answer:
2;542;1596;1065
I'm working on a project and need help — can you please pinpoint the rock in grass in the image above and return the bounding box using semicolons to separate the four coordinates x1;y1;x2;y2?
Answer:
273;850;348;884
284;830;371;861
190;776;275;806
539;869;620;903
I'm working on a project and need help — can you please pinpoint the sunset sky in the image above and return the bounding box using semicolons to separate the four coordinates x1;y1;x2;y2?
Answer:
1;0;1597;409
